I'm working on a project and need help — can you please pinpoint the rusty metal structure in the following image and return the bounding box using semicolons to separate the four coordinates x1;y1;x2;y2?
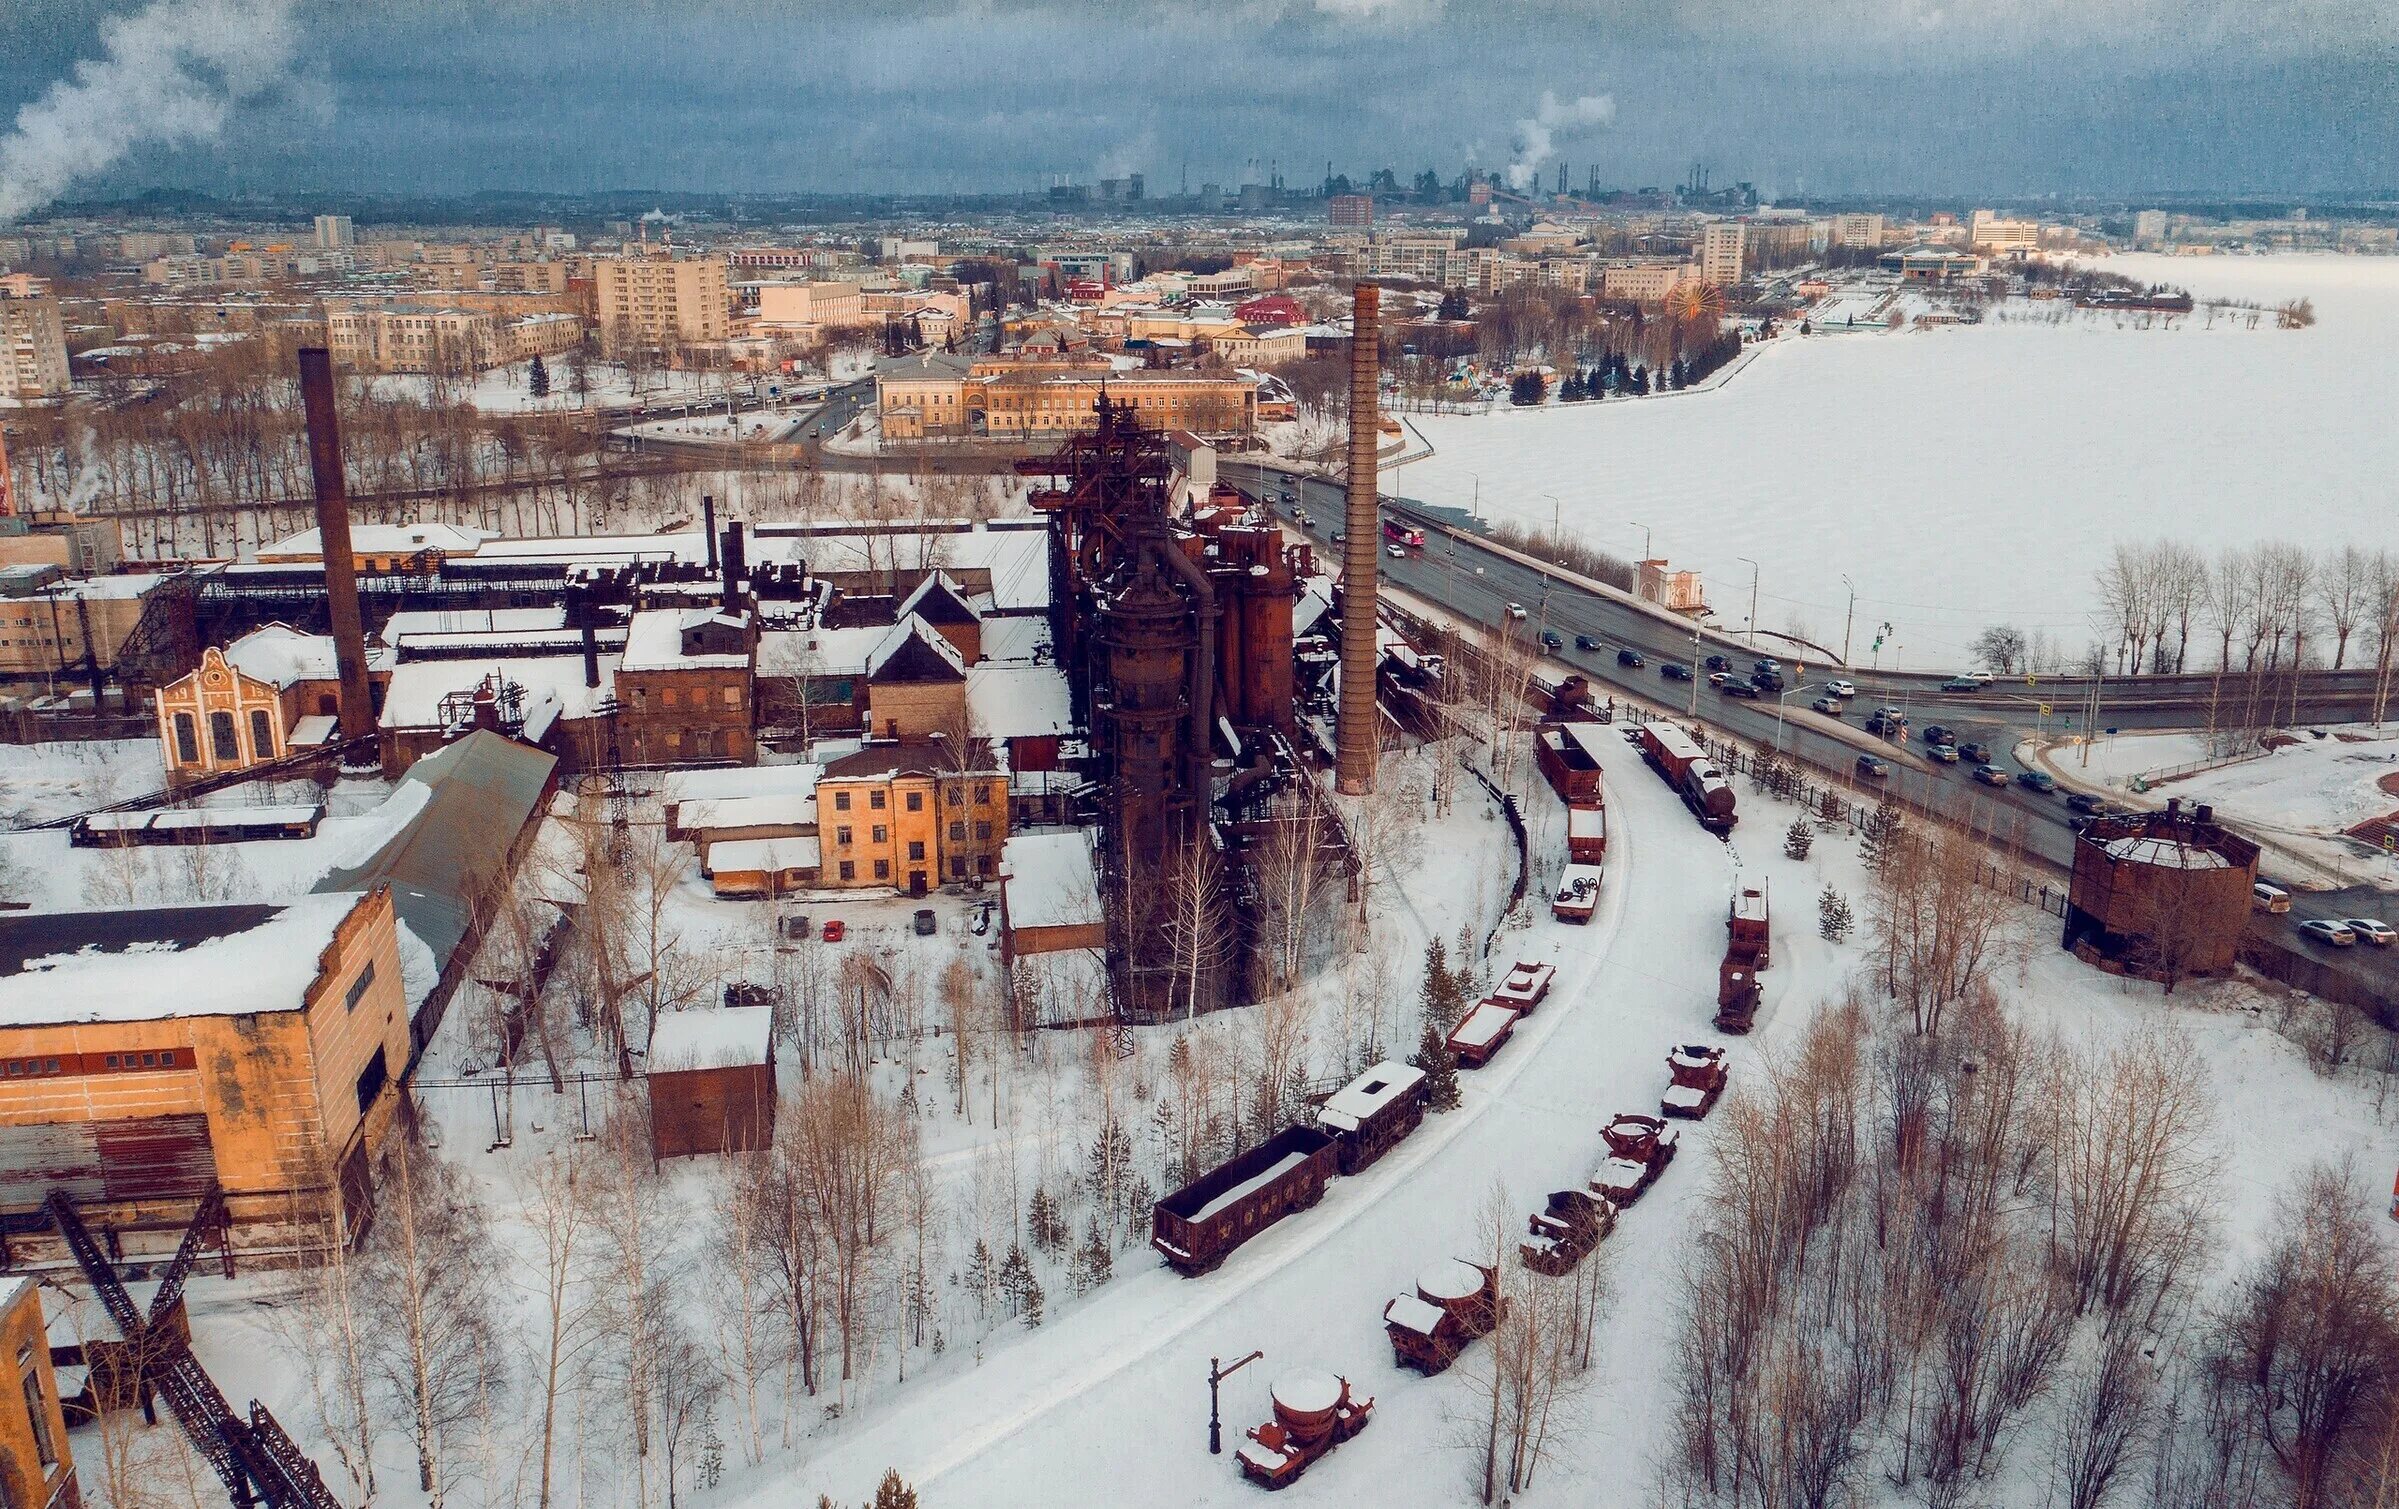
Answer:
1335;282;1382;795
1021;397;1343;1018
2064;797;2258;982
295;348;377;746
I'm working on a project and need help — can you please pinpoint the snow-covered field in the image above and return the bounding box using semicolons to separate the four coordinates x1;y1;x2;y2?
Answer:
1403;254;2398;669
366;361;752;415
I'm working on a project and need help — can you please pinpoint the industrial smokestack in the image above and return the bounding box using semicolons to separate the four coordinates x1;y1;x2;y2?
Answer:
296;348;376;747
1335;282;1382;796
571;585;600;690
720;521;747;610
702;494;718;571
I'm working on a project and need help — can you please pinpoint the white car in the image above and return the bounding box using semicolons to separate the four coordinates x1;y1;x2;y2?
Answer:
2296;918;2356;947
1825;679;1856;698
2344;917;2396;946
1387;544;1407;558
1505;603;1528;620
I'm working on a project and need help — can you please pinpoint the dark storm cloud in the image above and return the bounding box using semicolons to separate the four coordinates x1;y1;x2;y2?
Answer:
2;0;2394;202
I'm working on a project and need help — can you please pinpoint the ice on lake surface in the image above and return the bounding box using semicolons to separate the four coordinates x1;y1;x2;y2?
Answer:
1405;254;2397;667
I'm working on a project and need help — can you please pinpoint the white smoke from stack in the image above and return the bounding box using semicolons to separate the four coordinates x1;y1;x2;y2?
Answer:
1506;89;1613;192
0;0;300;224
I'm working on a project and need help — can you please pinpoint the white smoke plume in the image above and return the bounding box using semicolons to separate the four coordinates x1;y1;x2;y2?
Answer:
1506;89;1614;192
0;0;300;224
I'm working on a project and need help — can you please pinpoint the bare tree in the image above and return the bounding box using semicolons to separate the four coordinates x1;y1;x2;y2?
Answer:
523;1151;600;1509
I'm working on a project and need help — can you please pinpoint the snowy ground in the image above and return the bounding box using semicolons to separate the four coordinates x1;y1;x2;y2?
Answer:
620;407;809;444
1400;254;2398;669
0;739;158;825
365;361;755;416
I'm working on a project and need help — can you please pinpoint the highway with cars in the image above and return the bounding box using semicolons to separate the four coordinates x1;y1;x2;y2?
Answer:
1221;457;2399;1001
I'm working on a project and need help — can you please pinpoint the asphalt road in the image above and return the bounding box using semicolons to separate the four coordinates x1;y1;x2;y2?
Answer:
1222;460;2399;1004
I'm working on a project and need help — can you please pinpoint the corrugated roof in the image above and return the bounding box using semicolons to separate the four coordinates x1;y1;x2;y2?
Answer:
313;730;557;995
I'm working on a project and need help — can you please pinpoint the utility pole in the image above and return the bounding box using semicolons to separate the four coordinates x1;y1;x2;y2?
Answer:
1687;616;1702;718
1840;574;1857;665
1738;557;1760;648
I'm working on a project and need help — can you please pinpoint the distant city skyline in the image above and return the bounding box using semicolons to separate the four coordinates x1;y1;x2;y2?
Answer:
2;0;2394;221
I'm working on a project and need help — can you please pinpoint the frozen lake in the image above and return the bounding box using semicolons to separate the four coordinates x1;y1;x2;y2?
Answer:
1403;253;2398;670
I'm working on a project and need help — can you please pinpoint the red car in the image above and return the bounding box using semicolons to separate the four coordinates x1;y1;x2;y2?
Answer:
821;919;846;943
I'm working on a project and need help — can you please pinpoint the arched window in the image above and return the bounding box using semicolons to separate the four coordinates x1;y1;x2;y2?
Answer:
249;708;276;759
208;710;238;762
173;712;199;765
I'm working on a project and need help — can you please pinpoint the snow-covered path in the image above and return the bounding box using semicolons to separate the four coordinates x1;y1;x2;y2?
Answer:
777;737;1753;1506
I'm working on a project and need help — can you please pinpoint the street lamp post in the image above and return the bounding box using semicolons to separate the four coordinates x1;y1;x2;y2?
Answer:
1210;1350;1265;1455
1738;557;1760;648
1629;521;1653;560
1541;493;1562;548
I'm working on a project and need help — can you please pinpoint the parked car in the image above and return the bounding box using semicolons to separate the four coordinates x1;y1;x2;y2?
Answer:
913;908;937;936
1958;741;1993;764
1505;603;1527;620
1720;680;1761;700
1926;743;1960;764
1541;630;1564;651
1617;648;1645;668
2252;882;2291;914
2015;770;2056;794
1660;662;1693;681
2297;918;2357;947
1824;679;1857;698
2344;917;2396;946
1856;755;1891;779
1810;696;1843;715
822;919;847;942
1971;764;2010;786
1940;675;1985;692
1704;654;1733;673
1575;634;1601;651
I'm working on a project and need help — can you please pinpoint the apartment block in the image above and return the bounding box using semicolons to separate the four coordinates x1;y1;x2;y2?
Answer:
325;306;584;373
594;253;731;352
1699;221;1745;286
313;214;355;250
0;287;68;399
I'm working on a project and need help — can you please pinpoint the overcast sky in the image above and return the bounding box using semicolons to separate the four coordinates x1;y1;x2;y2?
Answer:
2;0;2394;211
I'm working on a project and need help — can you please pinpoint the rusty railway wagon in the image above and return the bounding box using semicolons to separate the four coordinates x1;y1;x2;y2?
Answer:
1316;1060;1426;1176
1591;1112;1680;1208
1153;1125;1340;1274
1238;1371;1374;1490
1520;1188;1613;1275
1715;885;1771;1033
1383;1258;1503;1375
1662;1044;1730;1120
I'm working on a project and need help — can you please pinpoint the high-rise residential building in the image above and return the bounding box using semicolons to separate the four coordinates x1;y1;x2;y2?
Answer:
1699;221;1745;286
1968;209;2039;253
313;214;355;250
1829;212;1885;248
1328;194;1373;228
0;286;70;400
593;252;731;353
2133;209;2168;246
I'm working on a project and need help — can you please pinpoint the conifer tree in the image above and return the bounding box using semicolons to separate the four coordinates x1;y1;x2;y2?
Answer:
527;353;550;399
1784;818;1813;861
871;1470;919;1509
1413;1020;1461;1111
1818;884;1854;943
1860;799;1906;874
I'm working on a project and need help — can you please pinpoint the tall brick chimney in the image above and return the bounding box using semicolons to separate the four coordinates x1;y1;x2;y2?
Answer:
1335;282;1382;796
296;348;376;746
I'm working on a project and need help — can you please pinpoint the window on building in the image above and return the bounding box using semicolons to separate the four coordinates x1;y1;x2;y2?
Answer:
947;787;964;807
833;791;851;811
248;708;276;759
345;960;377;1011
975;820;992;841
173;712;199;765
869;790;886;810
722;686;741;707
21;1350;55;1468
872;825;888;844
904;790;923;813
907;841;925;861
975;784;992;805
208;710;238;762
948;821;965;842
838;861;855;881
355;1046;389;1115
950;856;967;879
835;826;852;846
874;859;890;879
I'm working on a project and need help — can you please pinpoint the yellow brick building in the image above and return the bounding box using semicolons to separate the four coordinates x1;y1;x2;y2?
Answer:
818;744;1008;893
0;1278;75;1509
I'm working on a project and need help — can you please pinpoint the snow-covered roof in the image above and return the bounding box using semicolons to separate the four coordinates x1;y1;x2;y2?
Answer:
763;625;885;678
1451;1000;1518;1049
622;607;751;672
1418;1258;1485;1303
867;614;969;682
659;762;824;805
379;655;618;731
1384;1294;1444;1336
224;623;341;688
1001;831;1102;931
379;607;566;649
978;614;1053;664
1318;1060;1426;1133
706;836;822;875
1566;805;1606;839
0;891;373;1024
2101;835;2233;870
968;664;1074;740
647;1005;774;1072
680;793;816;831
259;522;495;558
1554;863;1605;901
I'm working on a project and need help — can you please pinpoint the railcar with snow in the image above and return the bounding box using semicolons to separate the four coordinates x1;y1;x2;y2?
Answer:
1447;999;1520;1068
1661;1044;1729;1119
1590;1112;1680;1208
1488;960;1555;1014
1152;1125;1339;1274
1237;1371;1374;1489
1715;884;1771;1033
1551;864;1604;924
1383;1259;1504;1375
1636;720;1737;834
1520;1188;1614;1275
1314;1060;1426;1175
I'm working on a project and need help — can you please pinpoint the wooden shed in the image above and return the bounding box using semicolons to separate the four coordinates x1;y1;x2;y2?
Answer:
646;1007;777;1159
